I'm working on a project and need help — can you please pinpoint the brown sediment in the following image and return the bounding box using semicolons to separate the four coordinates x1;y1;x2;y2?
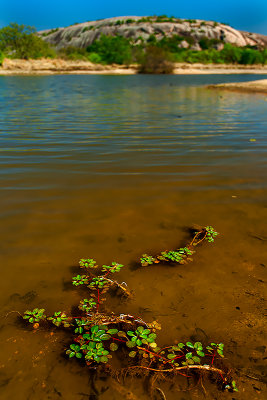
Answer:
207;79;267;93
1;58;267;75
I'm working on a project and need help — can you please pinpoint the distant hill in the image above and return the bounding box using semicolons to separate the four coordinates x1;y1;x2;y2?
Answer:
39;16;267;50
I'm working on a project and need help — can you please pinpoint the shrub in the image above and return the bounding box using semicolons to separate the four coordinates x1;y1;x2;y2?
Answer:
219;43;242;63
138;46;174;74
86;34;133;64
58;46;88;60
239;48;264;64
87;52;102;64
199;37;222;50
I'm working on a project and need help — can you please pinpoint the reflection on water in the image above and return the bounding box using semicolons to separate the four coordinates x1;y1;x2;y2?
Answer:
0;74;266;399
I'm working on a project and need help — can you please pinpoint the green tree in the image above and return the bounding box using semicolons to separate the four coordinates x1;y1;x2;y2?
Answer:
0;50;4;65
86;34;133;64
239;48;263;64
0;22;55;59
219;43;242;64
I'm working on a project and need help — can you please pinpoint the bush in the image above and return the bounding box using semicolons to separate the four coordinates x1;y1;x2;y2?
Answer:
239;48;264;64
0;22;55;59
199;37;222;50
156;35;185;52
138;46;174;74
58;46;88;60
219;43;242;63
87;52;102;64
86;34;133;64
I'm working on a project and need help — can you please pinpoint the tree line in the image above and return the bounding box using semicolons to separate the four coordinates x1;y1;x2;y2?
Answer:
1;23;266;72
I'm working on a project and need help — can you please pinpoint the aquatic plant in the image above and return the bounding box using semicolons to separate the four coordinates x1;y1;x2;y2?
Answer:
140;225;218;266
23;225;238;395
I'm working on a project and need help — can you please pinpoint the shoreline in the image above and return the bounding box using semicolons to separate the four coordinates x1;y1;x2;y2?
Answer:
1;58;267;76
208;79;267;93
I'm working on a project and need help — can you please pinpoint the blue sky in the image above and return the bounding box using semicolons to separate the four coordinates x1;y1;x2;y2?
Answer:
1;0;267;34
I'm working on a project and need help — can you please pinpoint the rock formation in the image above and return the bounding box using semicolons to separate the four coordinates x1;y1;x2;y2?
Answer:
39;16;267;50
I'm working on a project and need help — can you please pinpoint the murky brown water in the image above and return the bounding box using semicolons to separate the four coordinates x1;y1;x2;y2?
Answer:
0;74;266;399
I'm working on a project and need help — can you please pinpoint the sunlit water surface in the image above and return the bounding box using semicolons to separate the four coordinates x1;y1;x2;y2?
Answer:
0;74;266;400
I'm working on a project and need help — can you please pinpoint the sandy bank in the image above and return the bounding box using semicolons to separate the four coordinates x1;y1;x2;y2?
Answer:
1;58;267;76
0;58;137;75
208;79;267;93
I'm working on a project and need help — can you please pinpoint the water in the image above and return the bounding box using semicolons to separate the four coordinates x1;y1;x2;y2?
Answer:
0;74;266;399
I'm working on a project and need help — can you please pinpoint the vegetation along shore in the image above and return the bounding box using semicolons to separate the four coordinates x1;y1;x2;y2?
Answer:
0;16;267;75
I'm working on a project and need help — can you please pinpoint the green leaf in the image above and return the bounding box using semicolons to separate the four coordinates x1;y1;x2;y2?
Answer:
129;351;137;358
91;325;99;334
148;333;157;340
232;381;238;392
69;352;75;358
118;331;127;337
186;352;192;359
136;339;142;346
83;334;91;340
178;343;185;348
142;329;151;335
217;349;224;357
197;350;205;357
107;329;118;335
137;326;144;333
167;354;176;359
127;331;135;337
126;341;136;348
149;342;157;348
186;342;194;348
100;356;108;363
110;343;118;351
76;353;82;359
99;334;111;341
192;356;201;363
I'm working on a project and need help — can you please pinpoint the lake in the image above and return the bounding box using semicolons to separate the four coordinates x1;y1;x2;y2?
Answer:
0;74;266;399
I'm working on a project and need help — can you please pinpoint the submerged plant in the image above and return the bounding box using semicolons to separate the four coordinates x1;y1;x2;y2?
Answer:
22;225;238;395
140;225;218;266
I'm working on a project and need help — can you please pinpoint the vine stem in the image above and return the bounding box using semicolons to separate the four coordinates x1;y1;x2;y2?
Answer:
105;278;131;297
136;346;169;362
189;229;207;247
127;364;227;379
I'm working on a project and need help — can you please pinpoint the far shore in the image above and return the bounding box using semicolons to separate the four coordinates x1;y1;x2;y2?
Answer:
1;58;267;76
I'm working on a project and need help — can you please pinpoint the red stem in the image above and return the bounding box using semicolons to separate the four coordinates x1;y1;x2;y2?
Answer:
218;371;226;382
112;337;126;343
211;351;216;365
137;346;169;362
